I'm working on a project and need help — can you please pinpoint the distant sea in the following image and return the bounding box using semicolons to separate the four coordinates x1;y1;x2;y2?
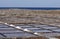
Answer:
0;7;60;10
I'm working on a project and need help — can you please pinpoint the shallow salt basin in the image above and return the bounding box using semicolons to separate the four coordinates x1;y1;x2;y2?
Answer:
42;26;58;29
0;24;60;38
52;29;60;32
4;33;36;38
0;35;4;37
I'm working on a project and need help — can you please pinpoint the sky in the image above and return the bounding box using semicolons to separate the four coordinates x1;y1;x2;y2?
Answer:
0;0;60;7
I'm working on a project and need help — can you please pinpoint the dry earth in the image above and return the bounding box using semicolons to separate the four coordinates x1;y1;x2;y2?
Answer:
0;9;60;27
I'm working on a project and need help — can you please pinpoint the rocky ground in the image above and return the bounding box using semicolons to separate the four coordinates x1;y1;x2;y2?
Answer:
0;9;60;27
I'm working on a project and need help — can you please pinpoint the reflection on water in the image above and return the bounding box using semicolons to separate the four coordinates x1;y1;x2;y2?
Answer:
0;24;60;38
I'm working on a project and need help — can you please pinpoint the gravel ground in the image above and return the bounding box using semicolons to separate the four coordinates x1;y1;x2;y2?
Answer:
0;9;60;27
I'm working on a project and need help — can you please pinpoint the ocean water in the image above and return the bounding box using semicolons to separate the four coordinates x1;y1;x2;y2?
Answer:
0;7;60;10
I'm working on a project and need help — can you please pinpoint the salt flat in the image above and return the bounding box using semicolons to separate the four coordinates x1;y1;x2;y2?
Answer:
0;9;60;27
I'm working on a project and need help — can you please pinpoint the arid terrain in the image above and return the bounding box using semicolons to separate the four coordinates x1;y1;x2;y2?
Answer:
0;9;60;27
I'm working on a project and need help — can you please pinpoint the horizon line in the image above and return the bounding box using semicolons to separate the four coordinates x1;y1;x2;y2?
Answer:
0;7;60;10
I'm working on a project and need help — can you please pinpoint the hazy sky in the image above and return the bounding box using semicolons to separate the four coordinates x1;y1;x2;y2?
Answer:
0;0;60;7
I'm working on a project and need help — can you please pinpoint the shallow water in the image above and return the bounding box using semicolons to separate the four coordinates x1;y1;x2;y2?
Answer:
0;24;60;38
